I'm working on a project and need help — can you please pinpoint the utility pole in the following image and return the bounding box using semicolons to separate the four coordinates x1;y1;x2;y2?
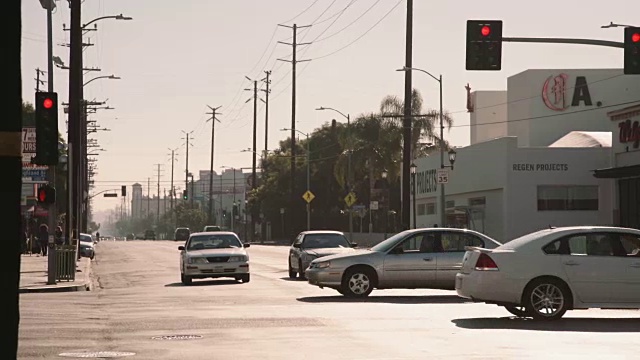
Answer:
67;0;83;247
277;23;311;237
154;164;163;226
35;68;45;92
147;177;150;219
181;130;193;205
262;70;271;154
206;105;221;225
163;188;167;215
168;148;178;212
248;80;259;242
401;0;414;231
6;0;22;351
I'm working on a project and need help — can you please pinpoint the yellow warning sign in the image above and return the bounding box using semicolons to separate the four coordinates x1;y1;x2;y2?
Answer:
344;192;356;207
302;190;315;203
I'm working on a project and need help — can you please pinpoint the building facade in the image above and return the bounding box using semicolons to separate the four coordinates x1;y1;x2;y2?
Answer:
410;68;640;242
594;104;640;229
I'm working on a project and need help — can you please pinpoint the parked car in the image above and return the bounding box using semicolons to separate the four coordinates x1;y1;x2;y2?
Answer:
306;228;501;297
289;230;357;279
79;233;95;260
456;226;640;320
174;227;191;241
178;231;250;285
203;225;222;232
144;229;156;240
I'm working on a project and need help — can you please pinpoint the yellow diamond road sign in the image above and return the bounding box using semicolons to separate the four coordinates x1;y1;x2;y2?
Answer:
302;190;315;203
344;192;356;207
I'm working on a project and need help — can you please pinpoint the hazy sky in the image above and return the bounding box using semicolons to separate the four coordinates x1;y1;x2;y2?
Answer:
21;0;638;215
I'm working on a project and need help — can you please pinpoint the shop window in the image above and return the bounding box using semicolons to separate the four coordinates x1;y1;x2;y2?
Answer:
426;203;436;215
446;200;455;209
417;204;426;216
469;197;486;206
537;185;598;211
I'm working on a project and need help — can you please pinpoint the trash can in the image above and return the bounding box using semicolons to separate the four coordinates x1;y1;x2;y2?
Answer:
55;243;77;281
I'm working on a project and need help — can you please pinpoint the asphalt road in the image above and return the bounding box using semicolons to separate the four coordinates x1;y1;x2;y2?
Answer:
18;241;640;359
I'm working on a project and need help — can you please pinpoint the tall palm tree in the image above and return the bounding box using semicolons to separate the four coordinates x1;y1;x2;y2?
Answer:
379;88;453;159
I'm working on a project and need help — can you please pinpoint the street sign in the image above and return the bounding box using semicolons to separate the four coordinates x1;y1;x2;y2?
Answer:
22;168;47;181
370;201;379;210
302;190;315;203
344;192;357;207
437;169;449;184
280;208;285;214
352;204;365;210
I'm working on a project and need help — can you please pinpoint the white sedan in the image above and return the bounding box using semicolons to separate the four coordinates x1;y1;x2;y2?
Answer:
456;226;640;320
178;232;250;285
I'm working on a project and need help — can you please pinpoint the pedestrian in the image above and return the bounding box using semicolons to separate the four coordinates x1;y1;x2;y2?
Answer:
38;223;49;256
96;231;100;242
55;226;63;245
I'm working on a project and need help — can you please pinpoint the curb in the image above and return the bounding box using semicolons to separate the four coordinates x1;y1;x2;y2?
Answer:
19;282;90;294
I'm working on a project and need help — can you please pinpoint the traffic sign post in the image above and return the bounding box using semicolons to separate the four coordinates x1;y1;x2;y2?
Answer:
437;169;449;184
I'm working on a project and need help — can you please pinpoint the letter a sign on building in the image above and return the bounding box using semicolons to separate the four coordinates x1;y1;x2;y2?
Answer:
542;73;593;111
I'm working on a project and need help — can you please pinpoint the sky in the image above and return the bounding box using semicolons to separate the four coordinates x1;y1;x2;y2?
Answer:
21;0;639;220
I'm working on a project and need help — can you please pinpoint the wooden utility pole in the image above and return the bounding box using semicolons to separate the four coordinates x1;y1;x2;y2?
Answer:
206;105;221;225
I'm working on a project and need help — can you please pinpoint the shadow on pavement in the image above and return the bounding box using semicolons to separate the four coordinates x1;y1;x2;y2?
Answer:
297;295;470;304
452;317;640;332
279;277;305;282
164;279;240;287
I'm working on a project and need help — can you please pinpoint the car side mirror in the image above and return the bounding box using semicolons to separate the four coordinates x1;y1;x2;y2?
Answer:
178;246;185;251
293;243;301;248
244;243;251;248
351;242;358;248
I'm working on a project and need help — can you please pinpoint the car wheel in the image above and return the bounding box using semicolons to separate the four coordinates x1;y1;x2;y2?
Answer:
340;267;375;298
288;260;297;279
298;260;306;280
504;305;528;317
239;274;250;283
181;273;192;285
524;278;570;321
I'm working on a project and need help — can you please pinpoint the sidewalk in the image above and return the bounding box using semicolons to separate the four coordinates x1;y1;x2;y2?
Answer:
19;252;92;293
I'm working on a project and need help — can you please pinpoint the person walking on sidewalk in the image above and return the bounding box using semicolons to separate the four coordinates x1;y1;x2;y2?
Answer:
55;226;63;245
38;223;49;256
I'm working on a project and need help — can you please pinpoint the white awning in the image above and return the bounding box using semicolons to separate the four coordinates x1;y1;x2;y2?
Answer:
549;131;612;148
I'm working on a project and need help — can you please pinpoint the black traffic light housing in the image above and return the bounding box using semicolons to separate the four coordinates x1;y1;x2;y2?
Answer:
466;20;503;71
121;185;127;197
182;190;188;200
33;91;59;165
624;27;640;75
37;184;56;204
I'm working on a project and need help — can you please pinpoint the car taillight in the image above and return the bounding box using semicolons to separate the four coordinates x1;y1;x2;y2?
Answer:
475;253;499;271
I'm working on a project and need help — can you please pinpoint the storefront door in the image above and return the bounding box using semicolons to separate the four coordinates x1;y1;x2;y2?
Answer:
619;177;640;229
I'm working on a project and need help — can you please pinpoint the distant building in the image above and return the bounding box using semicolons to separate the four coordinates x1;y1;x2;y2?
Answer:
130;182;171;220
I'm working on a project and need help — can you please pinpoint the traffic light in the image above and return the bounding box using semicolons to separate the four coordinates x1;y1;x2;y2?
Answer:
34;91;59;165
624;27;640;75
466;20;503;71
182;190;188;200
37;184;56;204
121;185;127;197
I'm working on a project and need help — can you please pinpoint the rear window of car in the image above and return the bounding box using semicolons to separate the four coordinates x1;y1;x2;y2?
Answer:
497;229;553;250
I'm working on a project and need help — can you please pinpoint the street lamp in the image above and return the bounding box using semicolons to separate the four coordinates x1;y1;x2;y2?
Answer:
316;106;352;240
83;74;121;87
381;169;389;237
448;149;457;169
221;166;237;232
282;128;311;231
601;21;636;28
397;66;447;227
410;163;417;229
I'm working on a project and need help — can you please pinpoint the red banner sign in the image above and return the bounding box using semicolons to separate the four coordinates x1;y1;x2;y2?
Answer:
619;119;640;149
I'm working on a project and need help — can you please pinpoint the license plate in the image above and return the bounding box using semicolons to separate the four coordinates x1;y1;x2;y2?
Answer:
214;266;223;272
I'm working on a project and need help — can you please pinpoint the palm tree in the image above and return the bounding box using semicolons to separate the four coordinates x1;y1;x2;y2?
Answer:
379;88;453;158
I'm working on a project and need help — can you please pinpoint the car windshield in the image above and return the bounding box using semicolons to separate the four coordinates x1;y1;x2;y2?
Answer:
187;234;242;250
370;232;409;252
176;229;189;235
79;234;92;243
302;234;350;249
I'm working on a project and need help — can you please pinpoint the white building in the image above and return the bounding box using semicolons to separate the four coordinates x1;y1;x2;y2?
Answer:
411;68;640;242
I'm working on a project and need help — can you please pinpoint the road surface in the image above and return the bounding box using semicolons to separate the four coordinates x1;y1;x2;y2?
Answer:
18;241;640;359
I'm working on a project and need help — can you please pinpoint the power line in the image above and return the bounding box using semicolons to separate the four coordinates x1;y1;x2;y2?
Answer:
314;0;382;42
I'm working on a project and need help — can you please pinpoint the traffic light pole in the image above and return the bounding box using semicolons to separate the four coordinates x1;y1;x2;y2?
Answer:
502;37;623;48
45;0;57;285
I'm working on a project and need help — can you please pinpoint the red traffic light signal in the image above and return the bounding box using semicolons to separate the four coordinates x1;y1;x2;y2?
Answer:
633;33;640;43
481;25;491;37
43;97;54;109
38;188;47;202
37;185;56;204
625;27;640;74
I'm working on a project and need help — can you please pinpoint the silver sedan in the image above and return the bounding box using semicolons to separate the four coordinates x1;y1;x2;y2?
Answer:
305;228;501;297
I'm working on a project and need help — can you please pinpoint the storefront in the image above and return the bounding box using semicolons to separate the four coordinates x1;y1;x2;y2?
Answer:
412;136;613;242
593;105;640;229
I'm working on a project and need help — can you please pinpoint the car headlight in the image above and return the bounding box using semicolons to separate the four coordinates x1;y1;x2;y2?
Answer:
314;261;330;269
228;255;247;262
188;257;207;264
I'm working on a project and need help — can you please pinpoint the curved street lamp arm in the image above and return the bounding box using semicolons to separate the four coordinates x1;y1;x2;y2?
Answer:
88;188;119;200
83;14;132;29
84;75;120;87
316;106;349;121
